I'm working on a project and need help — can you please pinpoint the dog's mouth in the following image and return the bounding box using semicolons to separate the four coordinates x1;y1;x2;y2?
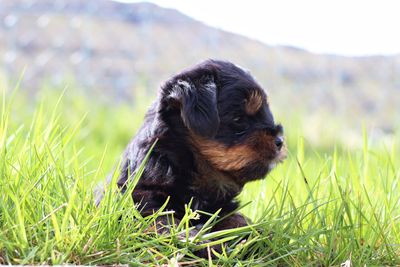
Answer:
268;145;287;171
273;143;288;163
236;141;287;182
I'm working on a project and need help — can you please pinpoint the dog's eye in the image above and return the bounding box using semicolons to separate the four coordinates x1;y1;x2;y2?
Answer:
232;116;248;135
233;116;242;122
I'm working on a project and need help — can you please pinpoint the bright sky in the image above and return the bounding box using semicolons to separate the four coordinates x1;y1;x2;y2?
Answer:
116;0;400;56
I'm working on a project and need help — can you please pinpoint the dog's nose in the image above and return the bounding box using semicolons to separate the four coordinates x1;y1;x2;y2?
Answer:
275;136;284;150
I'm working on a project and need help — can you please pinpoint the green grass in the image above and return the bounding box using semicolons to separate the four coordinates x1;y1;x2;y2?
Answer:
0;87;399;266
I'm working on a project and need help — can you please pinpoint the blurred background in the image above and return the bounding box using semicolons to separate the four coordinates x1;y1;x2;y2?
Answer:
1;0;399;151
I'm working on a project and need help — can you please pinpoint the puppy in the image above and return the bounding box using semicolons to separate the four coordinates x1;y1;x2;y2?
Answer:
109;59;285;240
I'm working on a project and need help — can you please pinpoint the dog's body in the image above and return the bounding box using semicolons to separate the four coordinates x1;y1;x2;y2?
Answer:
112;59;286;230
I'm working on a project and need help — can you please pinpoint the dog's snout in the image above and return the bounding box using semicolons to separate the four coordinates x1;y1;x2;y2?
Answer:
275;136;284;150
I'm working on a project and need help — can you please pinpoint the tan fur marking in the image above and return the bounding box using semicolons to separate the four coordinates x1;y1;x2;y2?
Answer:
245;90;263;115
194;137;258;171
191;130;285;173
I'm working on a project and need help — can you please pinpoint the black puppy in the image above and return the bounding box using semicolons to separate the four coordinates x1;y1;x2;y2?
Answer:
108;59;285;235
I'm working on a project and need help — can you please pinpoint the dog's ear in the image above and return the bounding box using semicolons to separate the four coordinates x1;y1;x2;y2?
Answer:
169;74;219;138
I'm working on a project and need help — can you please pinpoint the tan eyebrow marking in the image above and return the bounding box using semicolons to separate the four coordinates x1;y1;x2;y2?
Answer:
245;90;263;115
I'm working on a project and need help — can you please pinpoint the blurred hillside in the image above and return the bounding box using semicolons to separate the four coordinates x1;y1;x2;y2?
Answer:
1;0;399;146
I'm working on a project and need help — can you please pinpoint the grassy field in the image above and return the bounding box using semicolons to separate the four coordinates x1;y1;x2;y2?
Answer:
0;87;399;266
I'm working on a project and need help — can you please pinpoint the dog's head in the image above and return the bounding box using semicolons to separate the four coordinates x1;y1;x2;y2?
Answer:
162;59;286;183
